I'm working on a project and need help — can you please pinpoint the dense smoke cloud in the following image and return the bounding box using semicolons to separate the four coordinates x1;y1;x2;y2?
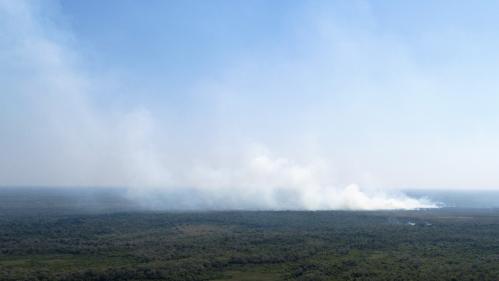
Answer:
0;1;439;210
125;145;437;210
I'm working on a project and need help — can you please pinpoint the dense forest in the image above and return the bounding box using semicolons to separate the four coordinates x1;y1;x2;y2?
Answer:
2;199;499;281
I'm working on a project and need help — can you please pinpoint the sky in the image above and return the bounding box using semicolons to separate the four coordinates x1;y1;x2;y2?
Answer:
1;0;499;209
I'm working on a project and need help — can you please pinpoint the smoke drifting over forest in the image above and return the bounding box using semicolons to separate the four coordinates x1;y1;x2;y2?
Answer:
0;1;455;210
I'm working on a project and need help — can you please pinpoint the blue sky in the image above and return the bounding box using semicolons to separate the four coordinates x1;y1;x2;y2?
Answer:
2;0;499;209
54;0;499;133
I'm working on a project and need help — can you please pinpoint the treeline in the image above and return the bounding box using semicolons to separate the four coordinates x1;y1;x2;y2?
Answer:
1;210;499;280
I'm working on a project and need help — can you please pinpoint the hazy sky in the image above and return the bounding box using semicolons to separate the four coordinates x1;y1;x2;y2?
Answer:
1;0;499;209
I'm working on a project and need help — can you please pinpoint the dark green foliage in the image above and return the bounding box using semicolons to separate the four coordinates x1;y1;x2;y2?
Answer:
1;209;499;280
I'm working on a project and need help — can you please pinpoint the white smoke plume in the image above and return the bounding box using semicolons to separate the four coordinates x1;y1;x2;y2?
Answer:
0;1;439;210
125;144;437;210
